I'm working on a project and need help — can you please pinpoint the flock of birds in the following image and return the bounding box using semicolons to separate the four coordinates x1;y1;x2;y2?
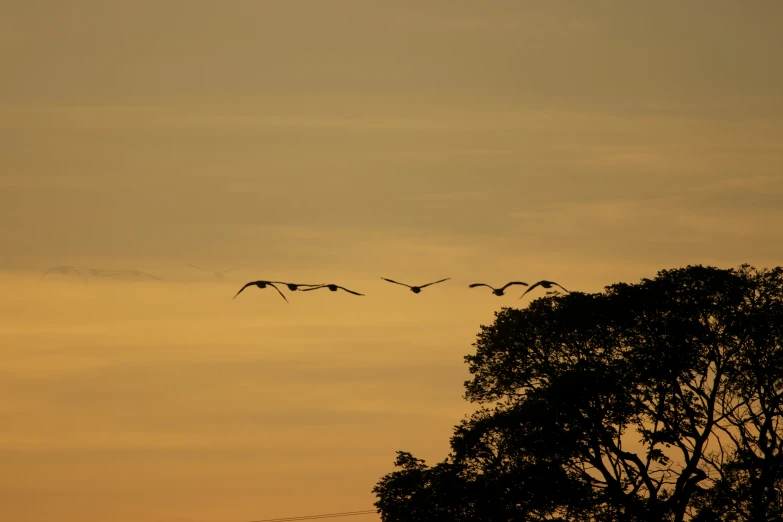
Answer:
42;266;164;282
42;265;570;303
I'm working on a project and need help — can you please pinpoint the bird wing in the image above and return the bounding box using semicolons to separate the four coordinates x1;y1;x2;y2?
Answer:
187;264;211;273
233;281;257;299
41;266;61;278
98;269;124;276
300;285;327;292
552;282;569;293
418;277;451;289
66;266;88;283
337;286;364;296
74;269;88;284
77;266;111;276
111;269;138;277
500;281;528;291
469;283;491;289
519;281;543;298
272;282;322;290
268;283;289;303
381;277;411;288
42;266;87;283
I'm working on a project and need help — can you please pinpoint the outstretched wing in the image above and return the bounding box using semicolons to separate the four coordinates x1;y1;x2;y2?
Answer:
418;277;451;289
233;281;257;299
272;282;320;291
551;282;569;293
41;266;61;278
500;281;528;291
268;283;289;303
337;286;364;296
74;268;88;284
519;281;543;298
381;277;411;288
300;285;327;292
69;266;88;284
76;266;110;277
42;266;87;283
469;283;491;289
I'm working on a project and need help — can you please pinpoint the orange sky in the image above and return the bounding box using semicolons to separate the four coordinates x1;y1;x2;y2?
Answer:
2;2;783;521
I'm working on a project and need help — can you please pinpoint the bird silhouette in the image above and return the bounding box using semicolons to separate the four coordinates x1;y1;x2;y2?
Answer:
233;280;288;302
41;266;87;283
300;284;364;296
519;280;569;298
381;277;450;294
187;264;248;279
469;281;528;296
272;282;323;292
75;267;124;277
109;269;164;280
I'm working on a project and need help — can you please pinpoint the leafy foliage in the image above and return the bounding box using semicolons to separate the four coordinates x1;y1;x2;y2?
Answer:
373;265;783;522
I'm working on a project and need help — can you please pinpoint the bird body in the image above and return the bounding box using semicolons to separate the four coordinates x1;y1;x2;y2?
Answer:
469;281;528;296
381;277;450;294
519;280;569;298
301;284;364;296
75;267;126;277
272;282;323;292
234;280;288;302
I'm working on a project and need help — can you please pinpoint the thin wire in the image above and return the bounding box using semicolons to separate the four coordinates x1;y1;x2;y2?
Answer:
249;509;378;522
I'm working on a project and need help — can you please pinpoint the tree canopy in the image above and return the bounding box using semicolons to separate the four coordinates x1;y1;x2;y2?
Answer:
373;265;783;522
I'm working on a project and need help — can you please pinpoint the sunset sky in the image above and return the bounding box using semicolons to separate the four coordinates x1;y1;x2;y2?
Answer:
2;2;783;521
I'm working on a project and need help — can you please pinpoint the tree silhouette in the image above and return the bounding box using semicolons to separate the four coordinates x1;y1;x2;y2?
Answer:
373;265;783;522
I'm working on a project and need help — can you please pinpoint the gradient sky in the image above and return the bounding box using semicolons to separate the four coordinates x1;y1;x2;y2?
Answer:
2;2;783;521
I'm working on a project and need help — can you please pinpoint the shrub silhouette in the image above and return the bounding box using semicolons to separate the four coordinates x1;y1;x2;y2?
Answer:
374;264;783;522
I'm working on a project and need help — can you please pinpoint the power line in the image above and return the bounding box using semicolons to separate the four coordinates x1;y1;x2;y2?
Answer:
249;509;378;522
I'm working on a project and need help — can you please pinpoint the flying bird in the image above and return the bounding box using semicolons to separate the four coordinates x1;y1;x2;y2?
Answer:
109;269;164;280
381;277;450;294
271;282;323;292
519;280;569;298
75;267;125;277
233;280;288;302
300;284;364;296
469;281;528;296
41;266;87;283
187;264;248;279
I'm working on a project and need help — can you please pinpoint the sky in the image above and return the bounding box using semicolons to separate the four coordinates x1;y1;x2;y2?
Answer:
1;1;782;521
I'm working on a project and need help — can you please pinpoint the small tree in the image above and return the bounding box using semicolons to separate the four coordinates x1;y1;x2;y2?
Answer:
373;265;783;522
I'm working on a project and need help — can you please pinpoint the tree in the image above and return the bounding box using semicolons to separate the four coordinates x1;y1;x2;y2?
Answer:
373;265;783;522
